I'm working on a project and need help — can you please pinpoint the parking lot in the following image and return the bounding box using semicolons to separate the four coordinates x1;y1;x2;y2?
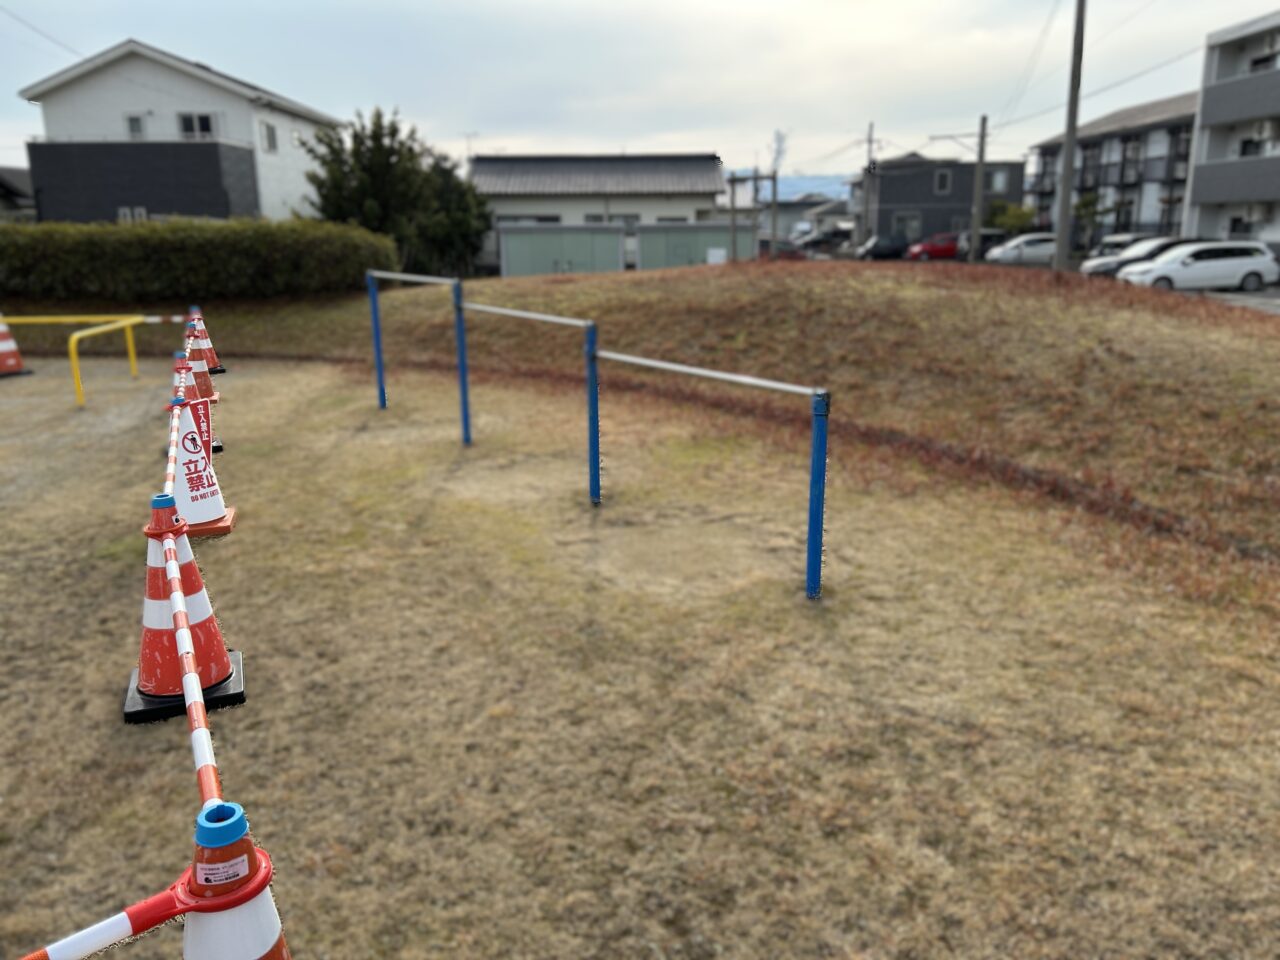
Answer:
1201;285;1280;316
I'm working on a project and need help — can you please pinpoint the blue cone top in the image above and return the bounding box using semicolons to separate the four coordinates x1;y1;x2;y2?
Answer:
189;305;201;313
170;396;187;407
196;801;248;848
173;350;187;359
151;493;176;509
187;320;198;329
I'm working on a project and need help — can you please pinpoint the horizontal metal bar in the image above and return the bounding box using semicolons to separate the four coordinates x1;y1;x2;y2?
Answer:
462;301;593;329
367;269;456;286
596;350;822;397
1;315;143;325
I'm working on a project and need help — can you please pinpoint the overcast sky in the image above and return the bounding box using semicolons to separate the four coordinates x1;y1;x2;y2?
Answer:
2;0;1278;176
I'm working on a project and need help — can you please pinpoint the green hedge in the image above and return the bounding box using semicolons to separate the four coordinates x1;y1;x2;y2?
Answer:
0;219;398;300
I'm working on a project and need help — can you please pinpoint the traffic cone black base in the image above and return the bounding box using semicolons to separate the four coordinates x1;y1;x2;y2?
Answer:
123;650;246;723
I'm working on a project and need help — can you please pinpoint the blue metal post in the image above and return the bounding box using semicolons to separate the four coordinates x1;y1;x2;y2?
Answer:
805;391;830;599
365;272;387;409
451;280;473;446
585;323;602;505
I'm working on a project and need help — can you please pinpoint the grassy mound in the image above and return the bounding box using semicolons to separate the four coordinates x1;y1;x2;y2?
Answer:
9;260;1280;560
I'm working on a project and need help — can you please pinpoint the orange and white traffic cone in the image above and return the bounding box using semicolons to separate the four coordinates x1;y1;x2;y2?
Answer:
169;396;237;537
0;320;32;377
191;306;226;375
185;321;220;405
167;351;223;454
184;802;291;958
123;492;244;723
16;802;290;960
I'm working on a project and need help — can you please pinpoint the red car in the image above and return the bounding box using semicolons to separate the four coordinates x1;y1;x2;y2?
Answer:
904;232;958;261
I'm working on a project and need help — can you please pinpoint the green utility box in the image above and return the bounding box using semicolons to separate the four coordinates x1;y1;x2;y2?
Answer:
635;223;756;269
498;225;625;277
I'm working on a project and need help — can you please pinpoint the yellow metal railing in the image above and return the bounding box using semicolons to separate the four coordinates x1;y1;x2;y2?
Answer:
4;314;156;406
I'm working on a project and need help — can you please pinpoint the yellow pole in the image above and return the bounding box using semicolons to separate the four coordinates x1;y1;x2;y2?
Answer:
66;317;144;407
124;323;139;378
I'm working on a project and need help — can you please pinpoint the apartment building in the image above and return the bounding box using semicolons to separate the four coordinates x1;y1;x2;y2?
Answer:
1026;92;1196;243
1184;11;1280;246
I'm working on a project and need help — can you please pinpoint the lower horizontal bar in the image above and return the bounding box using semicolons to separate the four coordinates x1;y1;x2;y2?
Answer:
462;302;593;328
596;349;821;397
366;269;457;285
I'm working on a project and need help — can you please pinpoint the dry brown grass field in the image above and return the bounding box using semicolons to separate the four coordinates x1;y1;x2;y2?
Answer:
14;260;1280;568
2;332;1279;957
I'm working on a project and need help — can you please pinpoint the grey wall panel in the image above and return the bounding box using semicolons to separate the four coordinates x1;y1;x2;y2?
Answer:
27;142;259;222
1190;157;1280;204
1200;71;1280;127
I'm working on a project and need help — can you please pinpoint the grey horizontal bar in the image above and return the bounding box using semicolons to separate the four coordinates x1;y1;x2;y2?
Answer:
596;350;821;396
463;301;593;329
367;269;456;285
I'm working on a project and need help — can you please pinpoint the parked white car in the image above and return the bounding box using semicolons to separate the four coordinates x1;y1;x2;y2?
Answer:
1115;241;1279;291
985;232;1056;265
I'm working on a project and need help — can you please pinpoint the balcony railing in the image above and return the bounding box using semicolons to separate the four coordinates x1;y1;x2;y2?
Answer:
1030;173;1056;193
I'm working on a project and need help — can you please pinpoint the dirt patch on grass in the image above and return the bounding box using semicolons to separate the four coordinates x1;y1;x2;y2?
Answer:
4;359;1280;958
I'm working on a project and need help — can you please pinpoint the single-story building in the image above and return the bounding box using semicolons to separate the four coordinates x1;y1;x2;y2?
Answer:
470;153;726;270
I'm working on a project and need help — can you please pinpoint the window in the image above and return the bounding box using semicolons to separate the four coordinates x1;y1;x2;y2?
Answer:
1228;218;1254;239
291;130;304;148
890;211;922;241
1241;138;1263;157
179;113;214;140
584;214;605;223
933;169;952;195
126;115;145;141
608;213;640;234
987;169;1008;193
1250;53;1276;74
496;215;560;224
657;216;688;223
260;121;278;153
117;206;133;223
133;206;148;222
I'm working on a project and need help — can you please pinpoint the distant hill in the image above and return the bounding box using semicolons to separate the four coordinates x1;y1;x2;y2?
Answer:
725;171;851;202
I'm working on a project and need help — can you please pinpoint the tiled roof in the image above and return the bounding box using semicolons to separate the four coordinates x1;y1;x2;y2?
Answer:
1035;92;1198;148
470;154;724;196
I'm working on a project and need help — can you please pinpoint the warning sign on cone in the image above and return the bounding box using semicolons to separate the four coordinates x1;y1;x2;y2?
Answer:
172;398;236;536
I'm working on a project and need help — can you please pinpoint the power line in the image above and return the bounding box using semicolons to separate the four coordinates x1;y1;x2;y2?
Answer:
0;4;81;58
1019;0;1168;101
997;0;1065;125
992;44;1201;131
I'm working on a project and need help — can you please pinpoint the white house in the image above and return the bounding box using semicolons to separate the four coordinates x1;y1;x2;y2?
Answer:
18;39;340;222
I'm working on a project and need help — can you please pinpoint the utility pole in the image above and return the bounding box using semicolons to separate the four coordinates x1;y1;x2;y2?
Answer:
969;114;988;264
729;174;737;263
753;165;761;260
1053;0;1087;272
771;170;779;261
860;121;874;244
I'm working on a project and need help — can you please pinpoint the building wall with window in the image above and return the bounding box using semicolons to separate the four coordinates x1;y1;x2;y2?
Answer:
19;40;335;222
849;153;1025;243
249;103;325;220
1185;11;1280;248
1025;92;1196;247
